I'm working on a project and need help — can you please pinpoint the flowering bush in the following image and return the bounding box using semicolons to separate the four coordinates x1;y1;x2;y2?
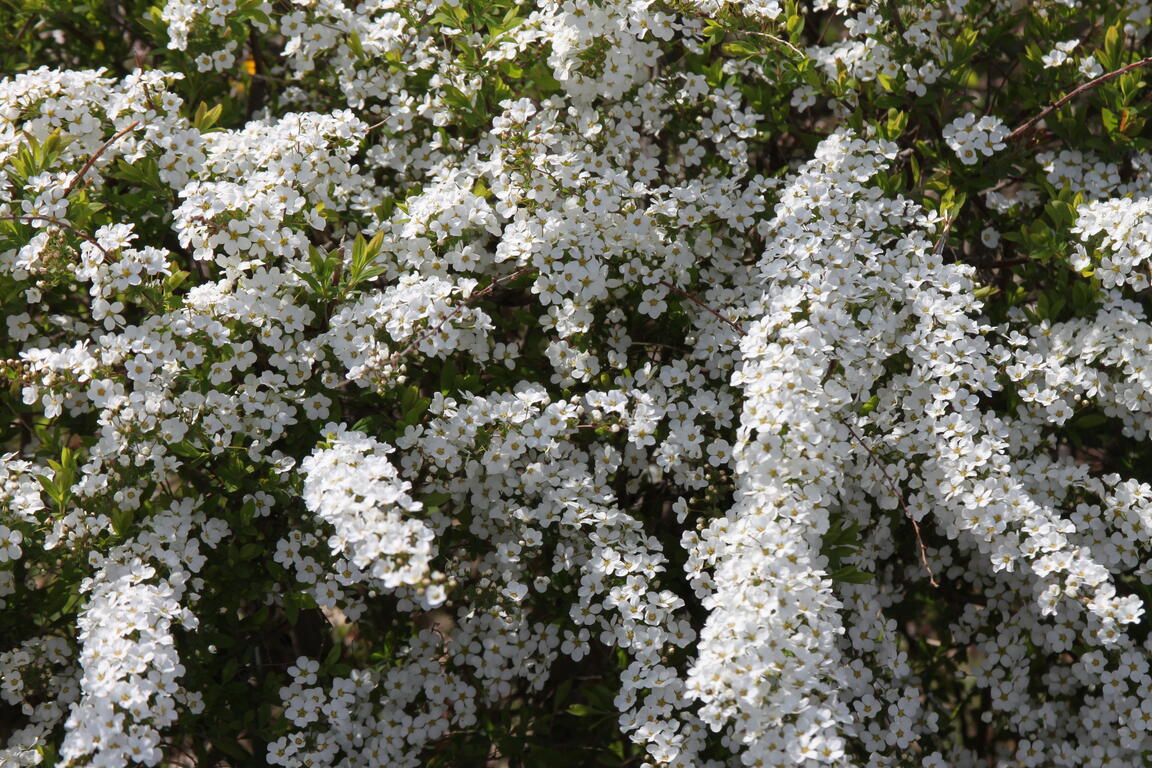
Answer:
4;0;1152;766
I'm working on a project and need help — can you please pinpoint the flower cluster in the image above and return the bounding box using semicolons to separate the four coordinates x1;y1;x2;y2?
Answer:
943;112;1010;165
300;425;437;600
5;0;1152;766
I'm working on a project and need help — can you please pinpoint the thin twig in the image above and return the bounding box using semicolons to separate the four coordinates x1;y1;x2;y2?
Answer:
837;416;939;587
741;29;805;59
60;120;141;200
0;214;109;255
880;0;907;44
933;214;955;257
657;280;746;335
385;267;533;369
1009;55;1152;141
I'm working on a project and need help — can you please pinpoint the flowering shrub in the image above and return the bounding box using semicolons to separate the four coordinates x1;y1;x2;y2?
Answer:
5;0;1152;766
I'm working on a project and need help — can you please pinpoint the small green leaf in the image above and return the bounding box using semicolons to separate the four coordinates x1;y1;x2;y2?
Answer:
553;678;573;710
786;13;804;39
722;40;760;59
439;359;458;393
167;441;201;458
110;508;134;536
348;30;366;61
1073;412;1108;429
212;738;250;761
1102;24;1124;70
831;566;874;584
420;491;452;507
193;102;224;132
36;474;60;504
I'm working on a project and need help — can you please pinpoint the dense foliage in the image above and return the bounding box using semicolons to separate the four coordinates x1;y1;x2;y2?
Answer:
4;0;1152;766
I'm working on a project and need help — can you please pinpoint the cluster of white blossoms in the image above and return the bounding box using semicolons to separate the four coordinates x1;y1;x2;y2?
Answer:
172;110;371;276
300;425;436;597
7;0;1152;766
942;112;1010;165
323;273;494;389
55;500;224;768
1072;196;1152;290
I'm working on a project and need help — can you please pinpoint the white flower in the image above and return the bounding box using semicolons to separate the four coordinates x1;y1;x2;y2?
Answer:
0;526;22;562
943;112;1009;165
1079;55;1103;78
1042;39;1080;68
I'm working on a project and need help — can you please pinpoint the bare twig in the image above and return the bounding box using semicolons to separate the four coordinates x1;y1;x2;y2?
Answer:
384;267;533;370
1009;55;1152;141
883;0;907;41
933;214;955;257
741;29;805;59
657;279;746;335
60;120;141;200
837;416;938;587
0;214;110;255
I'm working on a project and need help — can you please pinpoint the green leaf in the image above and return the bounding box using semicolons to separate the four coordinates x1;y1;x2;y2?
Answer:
1046;199;1077;229
439;359;458;393
36;474;60;505
351;416;378;433
831;566;874;584
786;13;804;40
420;491;452;507
237;542;264;559
886;109;907;138
553;678;573;710
399;395;431;428
110;508;134;536
167;440;202;458
166;269;191;292
193;102;224;132
212;739;251;761
1101;107;1122;139
722;40;760;59
348;30;367;61
1073;412;1108;429
1101;24;1124;70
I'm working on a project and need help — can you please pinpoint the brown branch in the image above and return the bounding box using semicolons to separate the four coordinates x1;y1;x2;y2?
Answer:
384;267;533;370
837;416;939;587
739;28;805;59
933;214;955;257
1009;55;1152;141
0;214;109;256
246;25;269;120
59;120;141;200
657;279;746;335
